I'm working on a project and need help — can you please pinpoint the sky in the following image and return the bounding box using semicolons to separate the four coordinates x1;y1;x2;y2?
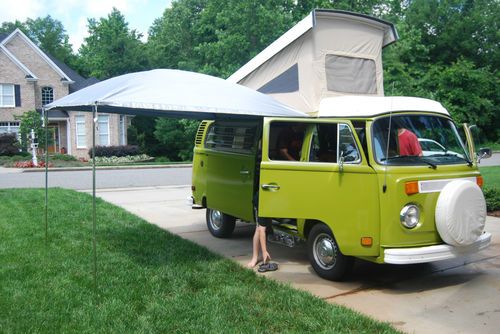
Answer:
0;0;172;52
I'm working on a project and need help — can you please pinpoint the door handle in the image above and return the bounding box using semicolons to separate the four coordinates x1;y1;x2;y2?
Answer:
261;184;280;191
240;170;250;175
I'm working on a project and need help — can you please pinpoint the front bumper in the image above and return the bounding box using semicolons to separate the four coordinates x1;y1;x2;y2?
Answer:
384;232;491;264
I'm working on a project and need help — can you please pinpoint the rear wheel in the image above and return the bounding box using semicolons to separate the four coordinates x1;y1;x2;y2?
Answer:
307;224;353;281
206;208;236;238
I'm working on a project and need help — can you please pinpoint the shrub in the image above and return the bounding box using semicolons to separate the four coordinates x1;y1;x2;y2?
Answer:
0;133;20;156
50;153;77;161
88;145;140;158
484;187;500;212
154;156;171;162
94;154;152;164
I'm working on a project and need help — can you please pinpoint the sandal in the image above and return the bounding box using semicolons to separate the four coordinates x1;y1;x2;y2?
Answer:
258;262;279;273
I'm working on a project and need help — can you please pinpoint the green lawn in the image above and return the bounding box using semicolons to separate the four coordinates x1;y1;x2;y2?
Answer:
0;189;399;334
480;166;500;188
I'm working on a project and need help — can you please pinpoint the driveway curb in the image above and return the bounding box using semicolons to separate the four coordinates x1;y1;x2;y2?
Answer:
21;164;192;173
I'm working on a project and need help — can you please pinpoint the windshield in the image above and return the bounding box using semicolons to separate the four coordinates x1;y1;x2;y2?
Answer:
372;114;470;166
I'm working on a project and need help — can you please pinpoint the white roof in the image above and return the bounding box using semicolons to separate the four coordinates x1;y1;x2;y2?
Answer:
317;96;450;118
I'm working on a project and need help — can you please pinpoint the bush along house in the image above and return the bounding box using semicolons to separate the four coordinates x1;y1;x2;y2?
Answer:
0;28;130;158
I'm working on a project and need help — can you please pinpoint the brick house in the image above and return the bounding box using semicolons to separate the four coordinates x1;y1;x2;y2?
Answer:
0;28;129;158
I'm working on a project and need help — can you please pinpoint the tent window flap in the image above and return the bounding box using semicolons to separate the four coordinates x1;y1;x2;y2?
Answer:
325;55;377;94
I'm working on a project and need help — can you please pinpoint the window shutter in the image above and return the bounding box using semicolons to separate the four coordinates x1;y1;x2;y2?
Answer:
14;85;21;107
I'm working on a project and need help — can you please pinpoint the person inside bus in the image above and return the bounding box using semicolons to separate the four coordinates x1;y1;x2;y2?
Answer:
278;124;305;161
394;119;422;156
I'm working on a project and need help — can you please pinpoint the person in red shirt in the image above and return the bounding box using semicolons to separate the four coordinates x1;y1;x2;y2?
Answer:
398;128;423;156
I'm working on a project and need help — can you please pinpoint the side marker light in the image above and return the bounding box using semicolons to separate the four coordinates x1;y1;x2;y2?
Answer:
361;237;373;247
405;181;419;195
476;176;484;187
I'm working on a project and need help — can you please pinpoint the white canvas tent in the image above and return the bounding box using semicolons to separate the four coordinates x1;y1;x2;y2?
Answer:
227;9;398;114
44;69;307;287
47;69;307;118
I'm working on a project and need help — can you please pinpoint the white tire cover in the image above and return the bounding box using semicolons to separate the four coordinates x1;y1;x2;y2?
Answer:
435;180;486;246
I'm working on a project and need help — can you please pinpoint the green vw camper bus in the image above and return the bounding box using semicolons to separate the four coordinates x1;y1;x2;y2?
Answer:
190;96;492;281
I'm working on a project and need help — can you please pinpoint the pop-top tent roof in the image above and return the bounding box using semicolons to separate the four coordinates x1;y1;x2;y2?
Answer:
227;9;398;115
46;69;307;119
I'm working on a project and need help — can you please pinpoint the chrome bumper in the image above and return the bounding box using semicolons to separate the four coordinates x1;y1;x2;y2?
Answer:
384;232;491;265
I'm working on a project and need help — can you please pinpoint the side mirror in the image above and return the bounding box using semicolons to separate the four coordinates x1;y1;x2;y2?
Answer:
477;147;492;163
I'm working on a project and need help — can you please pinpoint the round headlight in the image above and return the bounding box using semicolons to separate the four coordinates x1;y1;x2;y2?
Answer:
400;204;420;229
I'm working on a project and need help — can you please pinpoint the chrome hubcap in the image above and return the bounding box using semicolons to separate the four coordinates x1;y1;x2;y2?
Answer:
313;233;337;270
209;210;222;230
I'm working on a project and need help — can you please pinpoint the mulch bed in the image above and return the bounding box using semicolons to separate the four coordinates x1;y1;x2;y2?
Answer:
488;211;500;217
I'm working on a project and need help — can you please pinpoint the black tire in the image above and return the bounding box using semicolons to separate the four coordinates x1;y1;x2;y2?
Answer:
206;208;236;238
307;223;353;281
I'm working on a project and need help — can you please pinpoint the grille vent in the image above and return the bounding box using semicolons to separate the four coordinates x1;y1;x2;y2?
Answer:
195;121;208;145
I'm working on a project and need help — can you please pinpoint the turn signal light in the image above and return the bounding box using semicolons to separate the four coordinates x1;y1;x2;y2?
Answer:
361;237;372;247
476;176;484;187
405;181;419;195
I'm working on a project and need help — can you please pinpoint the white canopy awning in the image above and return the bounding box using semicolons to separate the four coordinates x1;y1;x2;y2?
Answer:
46;69;308;119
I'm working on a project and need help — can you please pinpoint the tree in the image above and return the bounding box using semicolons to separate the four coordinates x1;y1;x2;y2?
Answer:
405;0;499;69
15;110;50;152
148;0;297;77
0;133;20;156
127;116;165;157
25;16;75;66
78;8;148;79
147;0;207;71
0;20;26;34
193;0;296;77
154;119;200;161
1;16;77;69
432;59;499;140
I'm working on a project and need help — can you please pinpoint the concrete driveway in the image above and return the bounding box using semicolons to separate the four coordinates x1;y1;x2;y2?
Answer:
92;185;500;334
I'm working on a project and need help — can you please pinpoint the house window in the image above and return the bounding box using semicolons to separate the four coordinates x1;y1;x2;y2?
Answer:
119;115;126;145
0;84;15;107
0;121;20;136
75;115;86;148
41;87;54;106
98;115;110;146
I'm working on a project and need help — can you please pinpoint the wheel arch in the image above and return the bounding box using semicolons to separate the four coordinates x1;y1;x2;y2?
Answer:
303;219;349;254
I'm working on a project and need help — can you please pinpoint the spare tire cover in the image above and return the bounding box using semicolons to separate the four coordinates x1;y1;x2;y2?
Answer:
435;180;486;246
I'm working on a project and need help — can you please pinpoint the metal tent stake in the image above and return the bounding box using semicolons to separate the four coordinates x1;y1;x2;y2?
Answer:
44;107;48;243
92;104;98;289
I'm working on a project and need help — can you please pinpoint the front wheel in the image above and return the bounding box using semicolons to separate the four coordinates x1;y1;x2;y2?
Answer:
206;208;236;238
307;224;353;281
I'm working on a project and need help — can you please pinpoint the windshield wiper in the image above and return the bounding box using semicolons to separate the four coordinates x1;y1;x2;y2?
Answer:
381;155;437;169
428;153;473;166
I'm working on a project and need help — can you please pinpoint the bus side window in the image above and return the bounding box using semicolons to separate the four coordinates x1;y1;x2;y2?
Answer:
269;122;306;161
339;124;361;163
309;123;338;163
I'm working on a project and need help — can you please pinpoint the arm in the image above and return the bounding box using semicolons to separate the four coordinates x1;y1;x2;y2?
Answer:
279;148;296;161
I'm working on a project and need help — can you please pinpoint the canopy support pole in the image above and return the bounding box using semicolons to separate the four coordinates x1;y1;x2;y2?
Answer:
92;104;98;289
43;107;48;243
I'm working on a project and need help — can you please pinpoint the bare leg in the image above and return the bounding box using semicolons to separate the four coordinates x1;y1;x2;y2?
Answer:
258;225;271;263
246;227;260;268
